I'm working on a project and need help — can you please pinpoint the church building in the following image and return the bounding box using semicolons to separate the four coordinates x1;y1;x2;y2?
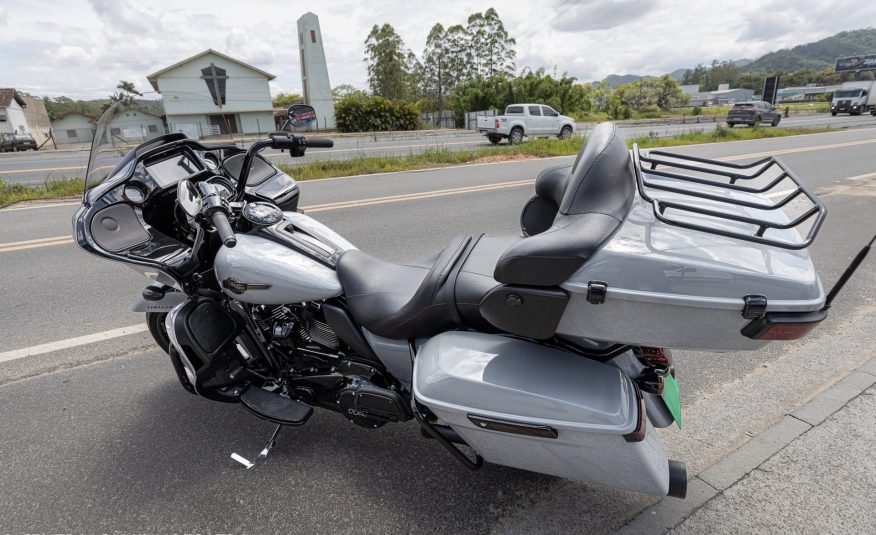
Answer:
147;49;276;138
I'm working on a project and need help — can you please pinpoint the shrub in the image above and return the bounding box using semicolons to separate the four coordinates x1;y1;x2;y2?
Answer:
692;106;702;116
335;96;420;132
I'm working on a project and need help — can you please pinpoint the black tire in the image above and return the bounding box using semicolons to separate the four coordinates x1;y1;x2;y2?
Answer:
146;312;171;354
752;117;761;127
558;125;573;140
509;127;524;145
487;134;502;145
831;112;837;116
727;123;735;128
771;117;780;127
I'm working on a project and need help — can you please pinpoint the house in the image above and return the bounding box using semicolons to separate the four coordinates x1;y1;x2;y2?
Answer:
0;88;53;145
51;112;98;144
147;49;276;138
100;109;165;143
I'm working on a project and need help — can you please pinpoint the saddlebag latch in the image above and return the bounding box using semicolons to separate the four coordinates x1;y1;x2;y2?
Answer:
742;295;768;319
586;281;608;305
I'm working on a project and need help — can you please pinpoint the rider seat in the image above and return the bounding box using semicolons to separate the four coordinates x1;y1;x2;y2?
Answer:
336;123;634;340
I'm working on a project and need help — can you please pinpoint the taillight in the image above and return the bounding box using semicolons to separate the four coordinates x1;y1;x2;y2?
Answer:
741;310;827;340
494;119;500;128
635;346;672;366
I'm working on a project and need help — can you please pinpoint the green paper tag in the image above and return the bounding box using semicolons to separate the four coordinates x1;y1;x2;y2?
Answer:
662;373;682;429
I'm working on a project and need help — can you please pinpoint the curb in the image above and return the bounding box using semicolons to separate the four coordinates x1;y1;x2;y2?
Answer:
615;355;876;534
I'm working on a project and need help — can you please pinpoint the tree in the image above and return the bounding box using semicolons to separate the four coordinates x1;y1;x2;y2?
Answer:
272;92;303;107
466;8;516;78
109;80;141;105
332;84;367;101
364;24;415;100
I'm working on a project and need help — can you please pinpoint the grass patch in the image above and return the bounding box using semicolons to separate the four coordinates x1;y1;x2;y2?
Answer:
629;124;833;149
0;177;84;208
0;124;837;207
279;137;586;180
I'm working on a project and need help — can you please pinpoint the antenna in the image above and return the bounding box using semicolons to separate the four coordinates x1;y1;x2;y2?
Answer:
823;231;876;309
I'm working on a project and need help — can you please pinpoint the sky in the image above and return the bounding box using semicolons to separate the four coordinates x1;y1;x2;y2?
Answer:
1;0;874;100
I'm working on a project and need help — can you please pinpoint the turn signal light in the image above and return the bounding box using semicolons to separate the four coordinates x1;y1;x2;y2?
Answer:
636;346;672;366
741;311;827;340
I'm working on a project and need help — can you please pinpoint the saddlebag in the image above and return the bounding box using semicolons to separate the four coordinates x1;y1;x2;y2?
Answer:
413;331;677;496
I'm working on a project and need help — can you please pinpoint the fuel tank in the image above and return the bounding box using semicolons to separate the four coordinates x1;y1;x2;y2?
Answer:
214;234;342;304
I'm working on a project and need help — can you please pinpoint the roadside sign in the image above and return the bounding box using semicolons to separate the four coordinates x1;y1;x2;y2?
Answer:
835;54;876;73
762;76;780;105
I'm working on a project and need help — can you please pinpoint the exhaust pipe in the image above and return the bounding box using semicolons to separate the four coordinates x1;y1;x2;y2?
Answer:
667;460;688;498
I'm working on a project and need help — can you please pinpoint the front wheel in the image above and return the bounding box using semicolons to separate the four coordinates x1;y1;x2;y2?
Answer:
146;312;170;354
558;125;573;140
831;112;837;116
509;127;524;145
771;117;780;127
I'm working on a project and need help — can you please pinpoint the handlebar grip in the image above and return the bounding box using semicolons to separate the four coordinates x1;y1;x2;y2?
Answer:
210;210;237;248
306;137;334;148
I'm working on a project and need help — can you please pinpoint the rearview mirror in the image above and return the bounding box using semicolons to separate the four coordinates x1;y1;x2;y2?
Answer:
177;179;202;218
288;104;317;128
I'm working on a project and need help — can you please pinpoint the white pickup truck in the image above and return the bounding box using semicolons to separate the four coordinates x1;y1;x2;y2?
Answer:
477;103;576;144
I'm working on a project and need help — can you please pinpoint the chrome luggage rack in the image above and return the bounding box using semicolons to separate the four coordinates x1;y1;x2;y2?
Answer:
632;143;827;250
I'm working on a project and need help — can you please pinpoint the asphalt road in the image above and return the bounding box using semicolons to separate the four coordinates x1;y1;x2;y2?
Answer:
1;112;873;185
1;127;876;533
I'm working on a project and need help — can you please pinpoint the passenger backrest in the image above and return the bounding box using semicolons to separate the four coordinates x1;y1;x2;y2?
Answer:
496;122;634;286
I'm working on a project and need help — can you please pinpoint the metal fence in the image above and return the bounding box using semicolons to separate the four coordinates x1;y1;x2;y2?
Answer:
420;110;456;129
464;110;498;130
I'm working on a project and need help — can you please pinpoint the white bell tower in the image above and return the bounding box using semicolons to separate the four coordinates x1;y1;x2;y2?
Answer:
297;13;336;129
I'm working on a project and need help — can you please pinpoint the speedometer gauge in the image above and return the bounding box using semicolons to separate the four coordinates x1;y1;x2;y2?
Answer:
124;184;146;204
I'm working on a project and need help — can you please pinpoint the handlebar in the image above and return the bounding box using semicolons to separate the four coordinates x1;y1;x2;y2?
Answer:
197;182;237;248
210;209;237;248
233;132;333;201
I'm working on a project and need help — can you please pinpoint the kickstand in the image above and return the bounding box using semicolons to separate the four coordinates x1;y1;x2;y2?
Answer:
231;424;282;469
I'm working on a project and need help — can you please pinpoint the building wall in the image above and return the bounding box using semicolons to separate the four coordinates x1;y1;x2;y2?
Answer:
104;110;165;142
297;13;336;129
21;96;52;145
157;51;272;116
51;114;96;144
238;111;275;134
0;100;28;135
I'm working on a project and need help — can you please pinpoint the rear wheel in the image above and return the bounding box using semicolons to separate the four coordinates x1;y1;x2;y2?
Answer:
752;117;761;127
831;112;838;116
146;312;170;354
727;122;735;128
558;125;573;140
509;127;524;145
487;134;502;145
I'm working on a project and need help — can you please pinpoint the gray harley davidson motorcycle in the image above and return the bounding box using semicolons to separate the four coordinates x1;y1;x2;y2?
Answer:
75;102;858;499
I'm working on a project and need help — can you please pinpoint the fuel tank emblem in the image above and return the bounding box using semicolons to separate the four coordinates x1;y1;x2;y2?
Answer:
222;277;272;294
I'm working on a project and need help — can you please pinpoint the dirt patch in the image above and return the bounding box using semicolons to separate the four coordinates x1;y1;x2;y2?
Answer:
469;153;539;164
819;173;876;197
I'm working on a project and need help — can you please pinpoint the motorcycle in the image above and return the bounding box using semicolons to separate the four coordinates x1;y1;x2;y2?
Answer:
75;102;860;499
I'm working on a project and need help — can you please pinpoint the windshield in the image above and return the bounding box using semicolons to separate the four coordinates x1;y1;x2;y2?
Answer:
86;102;167;192
834;89;862;98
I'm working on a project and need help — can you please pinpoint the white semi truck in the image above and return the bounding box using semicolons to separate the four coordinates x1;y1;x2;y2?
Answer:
830;81;876;116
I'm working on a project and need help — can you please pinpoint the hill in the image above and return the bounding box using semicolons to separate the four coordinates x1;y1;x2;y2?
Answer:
743;28;876;72
598;74;645;88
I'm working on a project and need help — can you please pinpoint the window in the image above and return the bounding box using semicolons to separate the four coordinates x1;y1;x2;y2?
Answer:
311;30;317;43
148;124;158;133
542;106;558;117
506;106;524;114
110;127;121;136
528;106;542;116
66;129;77;138
0;114;6;122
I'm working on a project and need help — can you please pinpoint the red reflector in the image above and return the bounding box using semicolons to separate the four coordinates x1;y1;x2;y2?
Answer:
637;346;672;365
494;119;500;128
754;322;820;340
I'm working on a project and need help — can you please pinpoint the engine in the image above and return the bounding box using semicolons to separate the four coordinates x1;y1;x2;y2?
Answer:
249;303;410;428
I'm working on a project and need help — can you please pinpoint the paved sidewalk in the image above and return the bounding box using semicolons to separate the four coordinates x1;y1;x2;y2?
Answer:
618;358;876;534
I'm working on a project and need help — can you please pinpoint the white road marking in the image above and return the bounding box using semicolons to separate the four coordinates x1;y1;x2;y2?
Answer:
0;200;82;212
0;324;149;364
0;236;74;252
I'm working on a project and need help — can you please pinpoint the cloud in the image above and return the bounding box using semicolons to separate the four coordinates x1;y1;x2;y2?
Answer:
0;7;7;26
551;0;659;33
